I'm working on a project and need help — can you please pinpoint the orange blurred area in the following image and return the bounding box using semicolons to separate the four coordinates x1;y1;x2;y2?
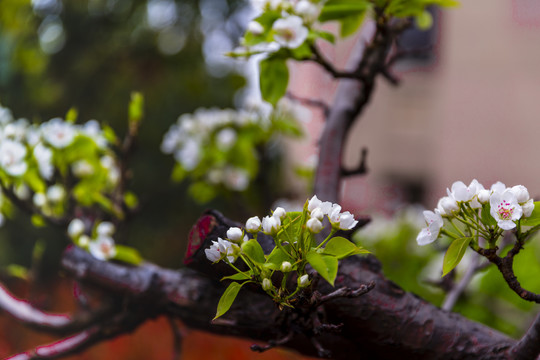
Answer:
0;279;313;360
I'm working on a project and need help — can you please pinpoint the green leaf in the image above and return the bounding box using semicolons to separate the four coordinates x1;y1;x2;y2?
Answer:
65;107;78;123
5;264;29;280
480;203;497;227
31;214;46;227
128;91;144;126
323;236;369;259
319;1;371;22
339;12;367;37
289;42;312;60
520;202;540;227
113;245;143;265
442;237;472;277
221;272;252;281
264;245;294;270
415;10;433;30
124;192;138;209
306;250;339;286
259;57;289;105
214;281;248;319
311;30;335;44
242;239;266;264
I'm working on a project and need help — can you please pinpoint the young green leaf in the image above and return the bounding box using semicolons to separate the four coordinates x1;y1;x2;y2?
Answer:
306;250;339;286
259;57;289;105
323;236;369;259
442;237;472;277
415;10;433;30
242;239;266;264
113;245;143;265
221;272;253;281
214;281;248;320
480;203;497;227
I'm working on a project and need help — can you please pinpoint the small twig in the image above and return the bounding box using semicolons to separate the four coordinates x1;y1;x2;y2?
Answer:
309;44;365;80
315;281;375;307
250;331;294;353
341;147;368;177
285;91;329;116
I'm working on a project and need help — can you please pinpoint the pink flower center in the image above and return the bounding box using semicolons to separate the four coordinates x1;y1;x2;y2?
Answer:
497;201;514;220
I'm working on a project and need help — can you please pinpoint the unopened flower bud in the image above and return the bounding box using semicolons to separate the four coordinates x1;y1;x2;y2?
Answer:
227;227;243;242
247;21;264;36
306;217;323;233
298;274;309;288
262;278;273;291
68;218;85;239
477;189;491;204
511;185;530;204
281;261;292;272
310;207;324;221
273;207;286;219
523;199;535;218
96;222;115;237
245;216;261;233
262;215;281;235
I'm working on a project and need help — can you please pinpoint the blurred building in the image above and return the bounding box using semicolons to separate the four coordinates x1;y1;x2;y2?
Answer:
287;0;540;215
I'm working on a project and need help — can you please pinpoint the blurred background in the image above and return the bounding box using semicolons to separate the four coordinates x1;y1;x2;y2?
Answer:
1;0;540;358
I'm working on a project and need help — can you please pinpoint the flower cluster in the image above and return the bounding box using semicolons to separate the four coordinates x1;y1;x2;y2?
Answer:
68;218;118;261
417;179;535;246
161;104;301;203
245;0;322;51
0;104;126;221
206;196;368;319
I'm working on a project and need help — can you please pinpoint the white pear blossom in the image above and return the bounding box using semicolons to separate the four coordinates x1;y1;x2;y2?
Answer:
310;207;324;221
205;237;236;263
522;199;535;218
78;234;90;248
33;143;53;180
337;211;358;230
306;217;323;233
174;138;201;171
294;0;321;23
41;118;76;149
490;190;523;230
4;119;29;141
247;21;264;35
262;278;273;291
298;274;309;287
280;261;292;272
272;15;308;49
447;179;482;203
416;210;443;246
89;236;117;261
223;167;249;191
33;192;47;207
246;216;261;233
227;227;244;242
307;195;322;212
491;181;506;194
510;185;530;204
477;189;491;204
96;222;115;237
82;120;107;148
437;196;459;216
262;215;281;235
273;206;286;219
215;128;237;151
72;159;94;177
68;218;85;239
0;140;27;176
0;106;13;125
46;184;65;202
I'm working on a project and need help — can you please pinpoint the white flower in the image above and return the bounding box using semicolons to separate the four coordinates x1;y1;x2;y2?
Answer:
215;128;237;151
280;261;292;272
262;215;281;235
4;118;29;141
294;0;321;23
327;203;342;224
68;218;85;239
510;185;530;204
310;207;324;221
416;210;443;246
223;167;249;191
41;118;76;149
161;125;181;154
89;236;117;261
477;189;491;204
174;138;201;171
246;216;262;233
227;227;244;242
273;206;286;219
307;195;322;212
247;21;264;35
33;143;53;180
306;217;323;233
448;179;483;203
491;181;507;194
262;278;273;291
205;237;236;263
96;222;115;237
298;274;309;287
14;184;30;200
436;196;459;216
0;139;27;176
72;159;94;177
337;211;358;230
522;199;535;218
78;234;90;247
82;120;107;148
0;106;13;124
272;15;308;49
490;190;523;230
33;192;47;207
46;184;65;202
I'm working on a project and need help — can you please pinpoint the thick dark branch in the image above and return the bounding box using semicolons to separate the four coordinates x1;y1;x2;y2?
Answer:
511;312;540;360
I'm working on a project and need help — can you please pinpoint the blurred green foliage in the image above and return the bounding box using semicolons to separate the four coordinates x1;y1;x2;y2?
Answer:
0;0;292;278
